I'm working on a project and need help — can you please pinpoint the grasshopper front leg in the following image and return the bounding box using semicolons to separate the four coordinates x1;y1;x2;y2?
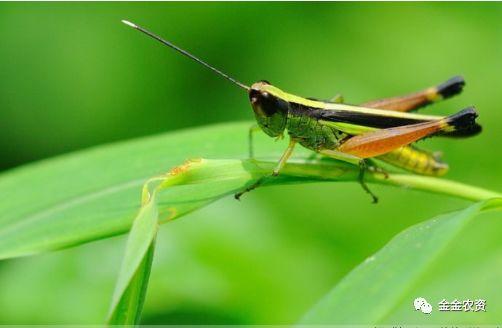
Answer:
248;124;261;159
235;138;297;200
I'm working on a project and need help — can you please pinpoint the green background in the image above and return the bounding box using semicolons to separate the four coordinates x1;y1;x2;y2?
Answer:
0;2;500;324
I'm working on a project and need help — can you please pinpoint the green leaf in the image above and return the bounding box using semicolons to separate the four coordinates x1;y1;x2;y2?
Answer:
107;192;158;325
299;198;502;324
0;122;499;259
0;122;266;259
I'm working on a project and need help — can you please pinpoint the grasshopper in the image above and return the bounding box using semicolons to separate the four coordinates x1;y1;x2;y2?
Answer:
122;20;481;203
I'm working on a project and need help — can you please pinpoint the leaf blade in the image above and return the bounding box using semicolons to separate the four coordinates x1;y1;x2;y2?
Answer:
0;123;257;258
0;122;352;259
107;194;158;325
0;122;499;259
299;198;502;324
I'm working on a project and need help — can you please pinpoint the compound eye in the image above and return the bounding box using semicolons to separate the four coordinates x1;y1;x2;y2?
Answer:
249;89;260;104
259;92;281;117
249;89;270;103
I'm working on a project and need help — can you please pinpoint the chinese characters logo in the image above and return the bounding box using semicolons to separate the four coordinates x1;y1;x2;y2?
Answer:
438;299;486;312
413;297;487;315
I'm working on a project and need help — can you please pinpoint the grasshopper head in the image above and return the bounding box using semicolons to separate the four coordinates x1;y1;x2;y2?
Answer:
249;81;288;137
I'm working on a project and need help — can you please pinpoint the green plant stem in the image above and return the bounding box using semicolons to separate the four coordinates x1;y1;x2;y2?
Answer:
244;159;501;202
373;174;501;202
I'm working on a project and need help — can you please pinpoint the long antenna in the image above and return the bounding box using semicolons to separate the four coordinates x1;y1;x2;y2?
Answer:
122;20;250;91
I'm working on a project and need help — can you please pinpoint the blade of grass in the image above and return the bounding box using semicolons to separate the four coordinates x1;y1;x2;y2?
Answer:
299;198;502;324
108;242;155;325
0;122;499;259
0;122;280;259
107;189;158;325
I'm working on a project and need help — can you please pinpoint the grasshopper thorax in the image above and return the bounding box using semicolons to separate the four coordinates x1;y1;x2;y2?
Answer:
249;81;289;137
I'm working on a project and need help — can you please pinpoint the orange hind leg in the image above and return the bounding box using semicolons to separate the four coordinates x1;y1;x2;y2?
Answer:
361;76;465;112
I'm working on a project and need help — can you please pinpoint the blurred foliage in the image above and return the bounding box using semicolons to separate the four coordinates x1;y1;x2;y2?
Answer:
0;2;500;325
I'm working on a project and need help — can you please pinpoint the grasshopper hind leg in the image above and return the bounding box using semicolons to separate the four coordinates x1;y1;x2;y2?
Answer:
361;76;465;112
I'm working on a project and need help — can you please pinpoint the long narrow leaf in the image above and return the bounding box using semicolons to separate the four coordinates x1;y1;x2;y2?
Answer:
0;123;499;259
107;192;158;324
299;198;502;324
0;122;282;259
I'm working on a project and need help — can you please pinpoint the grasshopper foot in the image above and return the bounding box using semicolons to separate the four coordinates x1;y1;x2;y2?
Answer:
234;185;257;201
234;171;280;201
235;186;254;200
359;160;379;204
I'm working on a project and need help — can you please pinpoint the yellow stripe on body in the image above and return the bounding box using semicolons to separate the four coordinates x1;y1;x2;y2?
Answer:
260;84;446;122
